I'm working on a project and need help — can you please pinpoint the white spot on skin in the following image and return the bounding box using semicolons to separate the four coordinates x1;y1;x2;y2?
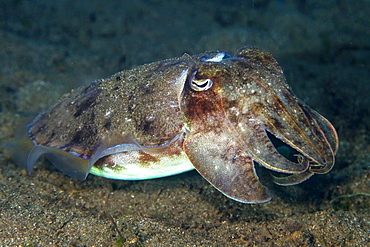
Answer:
238;122;246;132
205;52;225;62
230;107;240;116
104;109;112;118
146;115;155;122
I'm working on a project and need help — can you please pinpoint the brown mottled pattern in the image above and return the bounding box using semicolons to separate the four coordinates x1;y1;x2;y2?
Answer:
22;46;337;203
28;55;195;157
181;47;337;202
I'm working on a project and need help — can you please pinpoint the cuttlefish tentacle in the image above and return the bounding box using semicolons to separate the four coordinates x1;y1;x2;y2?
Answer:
270;169;314;186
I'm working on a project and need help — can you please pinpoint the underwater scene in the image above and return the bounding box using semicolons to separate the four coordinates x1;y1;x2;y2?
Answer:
0;0;368;246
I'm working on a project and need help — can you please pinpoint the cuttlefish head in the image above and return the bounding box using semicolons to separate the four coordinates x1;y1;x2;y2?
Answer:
181;47;338;203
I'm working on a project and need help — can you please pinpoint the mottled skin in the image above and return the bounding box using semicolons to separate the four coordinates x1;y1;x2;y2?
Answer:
5;47;338;203
181;48;338;202
29;55;194;158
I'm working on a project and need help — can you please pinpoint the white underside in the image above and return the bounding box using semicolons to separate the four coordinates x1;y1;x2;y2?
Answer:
90;154;195;180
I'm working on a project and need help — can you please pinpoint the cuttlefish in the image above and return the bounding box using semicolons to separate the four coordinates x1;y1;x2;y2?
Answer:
5;47;338;203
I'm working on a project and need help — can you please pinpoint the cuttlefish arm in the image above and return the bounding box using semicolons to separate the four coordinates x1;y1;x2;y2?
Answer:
183;124;272;203
228;47;338;185
269;106;338;186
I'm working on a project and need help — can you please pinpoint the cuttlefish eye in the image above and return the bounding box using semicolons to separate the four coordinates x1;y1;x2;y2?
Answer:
190;77;213;91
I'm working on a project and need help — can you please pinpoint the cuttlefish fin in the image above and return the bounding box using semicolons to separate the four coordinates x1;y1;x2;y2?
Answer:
4;137;34;171
5;137;90;181
5;130;178;181
90;133;178;166
29;145;90;181
183;128;271;204
39;133;175;181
